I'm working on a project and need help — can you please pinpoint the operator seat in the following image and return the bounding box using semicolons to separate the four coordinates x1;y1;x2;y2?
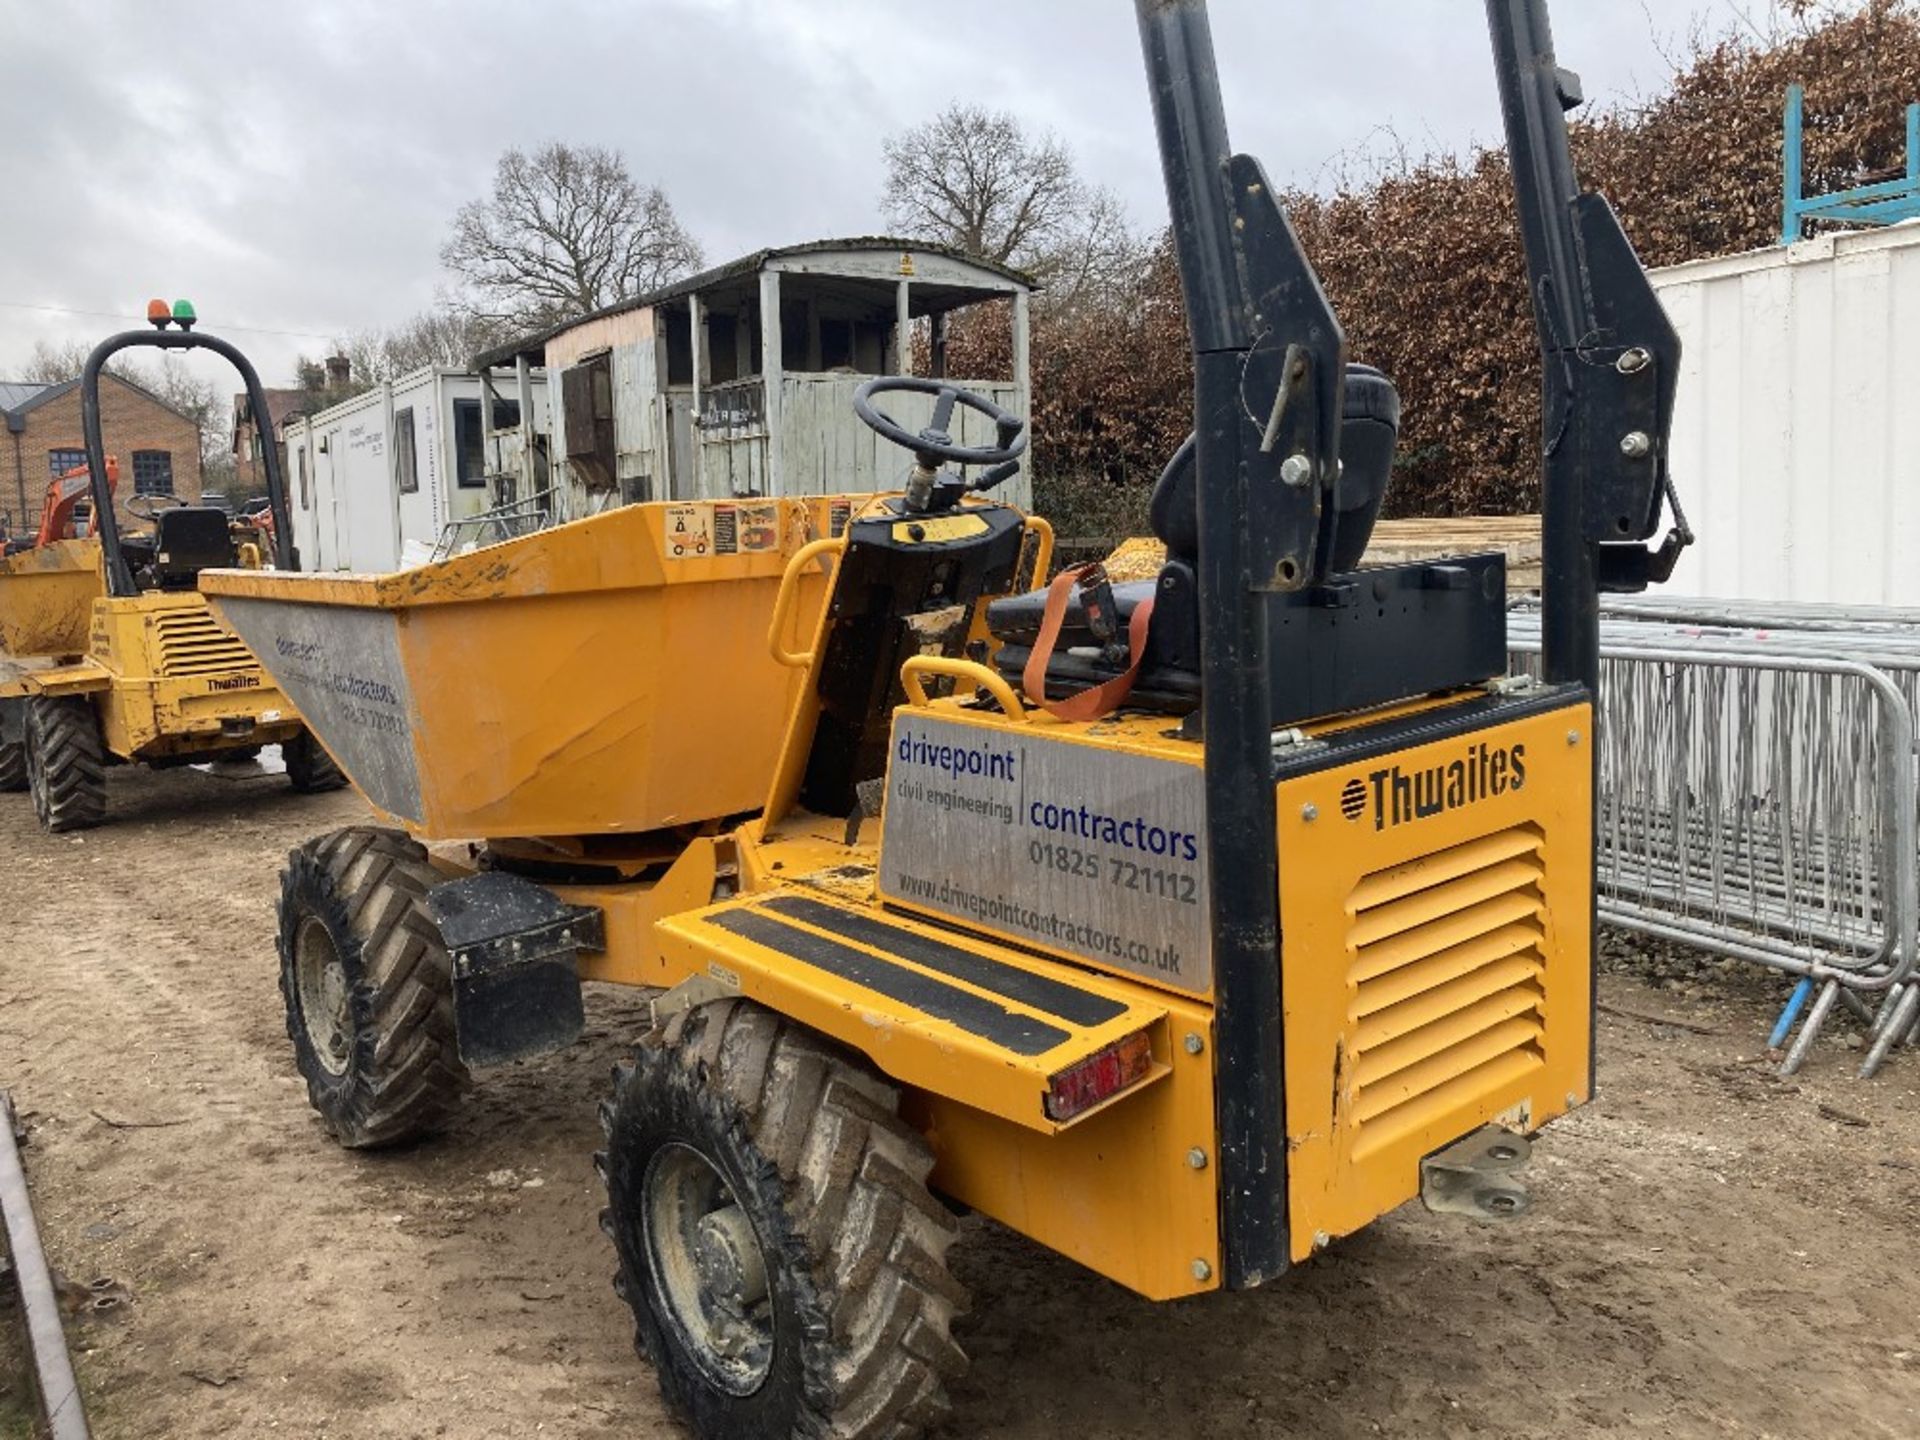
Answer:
986;364;1402;713
149;506;237;591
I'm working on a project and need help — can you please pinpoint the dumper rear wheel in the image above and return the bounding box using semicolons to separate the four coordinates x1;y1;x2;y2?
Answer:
599;1002;967;1440
284;731;347;793
0;741;23;792
25;696;106;831
278;827;470;1147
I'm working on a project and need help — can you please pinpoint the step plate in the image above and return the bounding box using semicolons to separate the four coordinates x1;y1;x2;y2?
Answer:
656;889;1168;1133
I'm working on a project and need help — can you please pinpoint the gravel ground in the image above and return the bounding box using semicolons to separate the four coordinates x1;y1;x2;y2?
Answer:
3;762;1918;1439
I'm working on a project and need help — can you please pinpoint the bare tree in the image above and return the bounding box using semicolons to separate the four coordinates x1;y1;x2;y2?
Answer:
1041;185;1152;312
19;338;130;383
142;355;223;476
441;143;705;329
880;103;1145;305
328;307;513;390
882;104;1082;264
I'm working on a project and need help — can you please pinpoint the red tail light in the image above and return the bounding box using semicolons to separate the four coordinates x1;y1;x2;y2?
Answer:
1045;1030;1155;1121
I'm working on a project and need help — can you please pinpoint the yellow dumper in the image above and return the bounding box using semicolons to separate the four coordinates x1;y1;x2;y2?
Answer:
0;312;342;830
207;2;1691;1435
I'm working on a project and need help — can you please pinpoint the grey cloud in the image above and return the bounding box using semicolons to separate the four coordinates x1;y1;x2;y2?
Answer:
0;0;1756;393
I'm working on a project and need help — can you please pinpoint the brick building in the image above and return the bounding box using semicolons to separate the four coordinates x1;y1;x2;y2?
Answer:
231;386;312;496
1;373;203;540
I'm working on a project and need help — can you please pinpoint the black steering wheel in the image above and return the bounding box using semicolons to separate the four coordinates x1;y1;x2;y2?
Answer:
853;377;1028;475
125;493;190;522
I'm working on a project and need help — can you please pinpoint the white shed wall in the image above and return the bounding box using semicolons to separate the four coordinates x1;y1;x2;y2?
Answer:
1652;226;1920;605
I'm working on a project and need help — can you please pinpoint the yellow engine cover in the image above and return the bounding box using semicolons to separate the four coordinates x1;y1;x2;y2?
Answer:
1274;699;1594;1260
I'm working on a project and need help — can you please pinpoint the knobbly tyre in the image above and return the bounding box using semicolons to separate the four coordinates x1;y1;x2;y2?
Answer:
0;301;344;832
203;1;1691;1435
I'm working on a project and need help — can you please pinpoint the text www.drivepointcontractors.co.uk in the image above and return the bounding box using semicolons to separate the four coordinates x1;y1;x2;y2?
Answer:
891;871;1183;976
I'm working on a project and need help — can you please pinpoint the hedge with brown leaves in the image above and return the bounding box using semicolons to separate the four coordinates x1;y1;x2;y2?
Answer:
950;4;1920;524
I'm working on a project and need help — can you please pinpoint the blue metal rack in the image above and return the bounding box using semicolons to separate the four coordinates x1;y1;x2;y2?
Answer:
1781;82;1920;244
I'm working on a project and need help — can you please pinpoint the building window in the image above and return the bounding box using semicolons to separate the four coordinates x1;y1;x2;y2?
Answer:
452;398;487;489
47;448;86;478
394;408;419;494
132;450;174;496
297;446;310;510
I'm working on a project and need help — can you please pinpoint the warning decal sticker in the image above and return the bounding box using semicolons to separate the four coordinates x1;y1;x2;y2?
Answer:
737;502;778;552
711;503;777;555
665;504;712;559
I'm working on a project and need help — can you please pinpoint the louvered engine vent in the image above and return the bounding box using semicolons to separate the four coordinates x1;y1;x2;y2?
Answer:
153;608;256;677
1344;823;1548;1157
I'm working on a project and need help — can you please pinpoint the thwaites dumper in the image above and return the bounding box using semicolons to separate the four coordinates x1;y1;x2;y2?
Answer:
0;307;345;831
206;3;1691;1434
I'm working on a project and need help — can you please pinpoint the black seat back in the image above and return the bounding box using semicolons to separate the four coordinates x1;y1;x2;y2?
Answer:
151;507;236;590
1148;363;1401;571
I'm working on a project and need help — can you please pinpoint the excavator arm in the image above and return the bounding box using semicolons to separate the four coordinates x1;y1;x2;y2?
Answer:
33;456;117;547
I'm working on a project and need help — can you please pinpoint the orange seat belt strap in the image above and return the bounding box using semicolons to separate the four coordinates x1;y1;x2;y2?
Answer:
1019;562;1157;722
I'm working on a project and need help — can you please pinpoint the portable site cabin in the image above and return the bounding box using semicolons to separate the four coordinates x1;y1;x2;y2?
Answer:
1649;224;1920;606
471;238;1034;518
285;367;549;572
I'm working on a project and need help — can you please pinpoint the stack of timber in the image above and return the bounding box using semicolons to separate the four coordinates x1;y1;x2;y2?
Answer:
1098;515;1543;591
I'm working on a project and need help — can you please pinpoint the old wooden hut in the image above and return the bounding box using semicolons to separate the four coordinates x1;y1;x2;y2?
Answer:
472;238;1034;518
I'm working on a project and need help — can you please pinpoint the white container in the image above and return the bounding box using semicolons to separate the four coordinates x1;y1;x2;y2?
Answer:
1650;225;1920;606
284;368;549;573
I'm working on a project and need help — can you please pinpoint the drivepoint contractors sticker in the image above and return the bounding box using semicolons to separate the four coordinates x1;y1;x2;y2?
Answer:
878;712;1211;994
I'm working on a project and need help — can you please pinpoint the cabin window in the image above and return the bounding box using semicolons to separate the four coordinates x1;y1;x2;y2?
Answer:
706;312;740;383
489;397;520;431
665;309;693;385
697;300;762;384
452;399;487;489
297;446;310;510
818;318;852;370
394;408;419;494
853;321;887;374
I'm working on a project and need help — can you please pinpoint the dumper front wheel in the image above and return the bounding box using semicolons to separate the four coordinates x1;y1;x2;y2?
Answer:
284;731;347;793
599;1002;967;1440
25;696;106;831
278;827;470;1147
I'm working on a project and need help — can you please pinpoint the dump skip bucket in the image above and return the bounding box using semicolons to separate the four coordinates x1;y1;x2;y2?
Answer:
202;498;848;841
0;540;105;658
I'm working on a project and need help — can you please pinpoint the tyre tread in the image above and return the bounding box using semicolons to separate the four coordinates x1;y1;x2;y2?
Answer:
607;1002;966;1440
26;696;106;832
277;825;469;1147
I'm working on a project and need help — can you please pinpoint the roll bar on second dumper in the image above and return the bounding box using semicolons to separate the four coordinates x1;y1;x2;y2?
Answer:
80;306;299;596
1132;0;1688;1288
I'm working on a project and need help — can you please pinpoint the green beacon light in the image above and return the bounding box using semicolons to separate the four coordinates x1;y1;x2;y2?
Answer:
171;299;197;331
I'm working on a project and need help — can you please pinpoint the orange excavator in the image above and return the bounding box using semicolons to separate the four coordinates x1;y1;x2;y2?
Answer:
34;456;118;547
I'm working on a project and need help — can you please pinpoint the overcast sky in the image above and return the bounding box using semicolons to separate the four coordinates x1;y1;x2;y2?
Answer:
0;0;1763;393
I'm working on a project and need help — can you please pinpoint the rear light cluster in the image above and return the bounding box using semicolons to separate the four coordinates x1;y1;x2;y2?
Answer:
1044;1029;1154;1121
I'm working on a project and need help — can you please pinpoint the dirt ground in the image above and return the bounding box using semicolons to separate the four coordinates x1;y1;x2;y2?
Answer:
3;763;1918;1440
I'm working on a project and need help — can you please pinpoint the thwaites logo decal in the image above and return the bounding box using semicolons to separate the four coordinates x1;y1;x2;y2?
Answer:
1343;740;1527;830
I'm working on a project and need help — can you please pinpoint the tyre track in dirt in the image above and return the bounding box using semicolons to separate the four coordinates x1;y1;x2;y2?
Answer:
3;769;669;1438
